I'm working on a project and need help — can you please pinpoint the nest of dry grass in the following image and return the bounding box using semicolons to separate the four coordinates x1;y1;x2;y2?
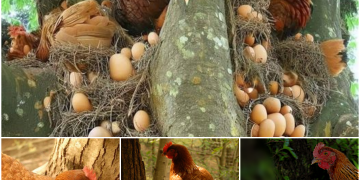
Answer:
243;94;308;137
47;42;160;137
4;53;49;68
230;0;283;93
273;38;332;122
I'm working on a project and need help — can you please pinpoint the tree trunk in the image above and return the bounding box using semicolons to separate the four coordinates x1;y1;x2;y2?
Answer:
219;141;228;180
1;63;56;137
153;139;171;180
121;139;146;180
45;138;120;180
150;0;244;137
304;0;359;137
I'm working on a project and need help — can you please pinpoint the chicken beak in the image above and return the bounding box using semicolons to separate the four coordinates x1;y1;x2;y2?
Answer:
311;158;320;165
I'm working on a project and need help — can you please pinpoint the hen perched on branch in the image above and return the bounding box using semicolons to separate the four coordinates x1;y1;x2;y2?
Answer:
7;25;39;60
269;0;312;39
162;142;214;180
113;0;169;36
312;142;359;180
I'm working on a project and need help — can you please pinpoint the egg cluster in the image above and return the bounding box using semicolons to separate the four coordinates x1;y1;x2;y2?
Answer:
44;31;160;137
250;97;305;137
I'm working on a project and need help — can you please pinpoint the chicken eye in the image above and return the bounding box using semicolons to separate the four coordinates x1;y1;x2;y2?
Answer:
324;152;328;155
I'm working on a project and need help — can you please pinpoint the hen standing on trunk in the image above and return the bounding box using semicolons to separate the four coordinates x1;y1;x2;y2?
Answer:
162;142;214;180
312;142;359;180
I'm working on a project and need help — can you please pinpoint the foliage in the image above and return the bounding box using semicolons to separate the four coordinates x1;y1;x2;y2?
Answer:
267;139;298;162
1;0;39;31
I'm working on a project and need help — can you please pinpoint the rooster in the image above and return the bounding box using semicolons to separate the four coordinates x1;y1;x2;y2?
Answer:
162;142;214;180
1;153;96;180
269;0;313;39
7;25;39;60
312;142;359;180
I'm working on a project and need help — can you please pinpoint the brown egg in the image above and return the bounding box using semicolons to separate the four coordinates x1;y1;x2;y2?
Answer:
269;81;279;95
243;46;255;61
111;121;121;134
72;92;93;112
305;34;314;42
251;124;260;137
43;96;51;109
258;119;275;137
70;72;83;88
268;113;286;137
237;5;253;19
148;32;159;46
256;81;266;94
283;71;298;87
253;44;267;63
131;42;146;61
280;105;293;115
284;113;295;136
249;11;263;21
133;110;150;132
294;33;302;40
244;34;255;46
250;104;267;124
246;88;258;99
234;84;250;107
120;47;132;59
109;54;133;81
87;71;98;84
283;87;293;97
291;85;305;102
23;45;31;55
290;125;306;137
263;97;281;113
88;126;112;137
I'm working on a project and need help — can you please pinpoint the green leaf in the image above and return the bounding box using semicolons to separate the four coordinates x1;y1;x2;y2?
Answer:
283;139;289;148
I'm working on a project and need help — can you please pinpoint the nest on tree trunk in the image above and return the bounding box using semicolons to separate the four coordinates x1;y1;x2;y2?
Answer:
273;39;332;123
47;40;160;137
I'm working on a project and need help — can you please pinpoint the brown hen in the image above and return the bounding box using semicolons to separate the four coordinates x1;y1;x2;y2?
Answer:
269;0;312;38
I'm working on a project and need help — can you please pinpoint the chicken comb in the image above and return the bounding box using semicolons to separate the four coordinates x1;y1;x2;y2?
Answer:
163;142;173;153
313;142;325;157
83;166;97;180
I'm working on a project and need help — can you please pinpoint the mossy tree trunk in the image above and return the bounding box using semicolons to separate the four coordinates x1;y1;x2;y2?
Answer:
121;139;146;180
45;138;120;180
153;139;171;180
150;0;244;137
304;0;358;137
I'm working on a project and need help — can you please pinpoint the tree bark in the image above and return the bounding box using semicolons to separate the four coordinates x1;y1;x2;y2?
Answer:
1;63;56;137
150;0;244;137
219;141;227;180
304;0;359;137
45;138;120;180
121;139;146;180
153;139;171;180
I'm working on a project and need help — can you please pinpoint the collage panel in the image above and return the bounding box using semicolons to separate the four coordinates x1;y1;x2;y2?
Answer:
1;138;120;180
121;138;239;180
241;138;359;180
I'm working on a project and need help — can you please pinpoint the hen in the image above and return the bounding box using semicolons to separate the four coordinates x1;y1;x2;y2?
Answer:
162;142;214;180
269;0;312;38
112;0;169;36
312;142;359;180
1;153;96;180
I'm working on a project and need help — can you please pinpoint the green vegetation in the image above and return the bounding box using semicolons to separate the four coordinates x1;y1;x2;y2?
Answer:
1;0;39;31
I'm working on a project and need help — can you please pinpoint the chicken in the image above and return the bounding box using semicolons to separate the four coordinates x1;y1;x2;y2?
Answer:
112;0;169;36
54;167;96;180
2;153;52;180
269;0;312;38
1;153;96;180
162;142;214;180
320;39;347;76
7;25;39;60
312;142;358;180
